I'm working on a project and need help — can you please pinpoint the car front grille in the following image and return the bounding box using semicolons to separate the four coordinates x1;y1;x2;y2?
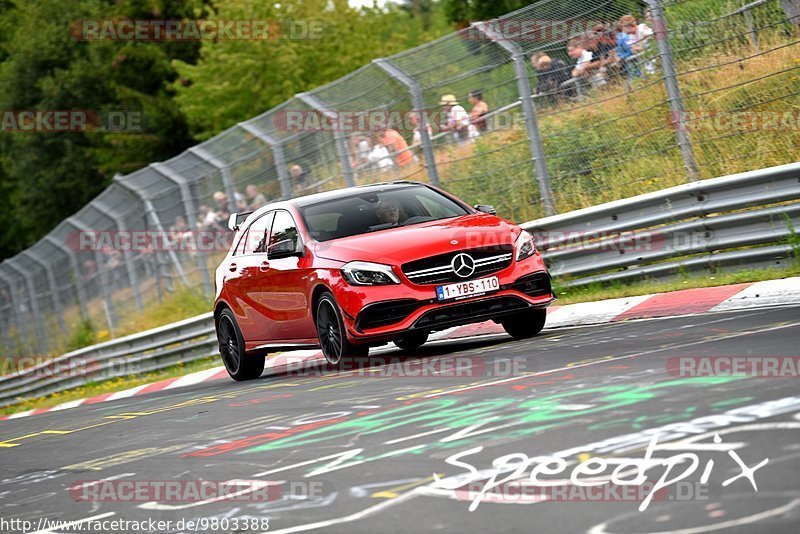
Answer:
413;296;528;329
401;245;513;285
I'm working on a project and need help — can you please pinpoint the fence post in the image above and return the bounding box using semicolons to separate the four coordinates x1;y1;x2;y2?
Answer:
471;23;556;216
5;258;49;354
67;217;119;335
650;0;700;181
0;266;26;355
93;197;145;310
238;122;293;198
373;58;441;186
189;146;239;215
45;235;89;322
113;177;190;288
23;250;67;336
151;163;213;297
296;92;355;187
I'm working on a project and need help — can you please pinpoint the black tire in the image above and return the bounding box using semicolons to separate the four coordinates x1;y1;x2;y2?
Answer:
316;292;369;365
501;308;547;339
217;308;265;381
393;331;429;351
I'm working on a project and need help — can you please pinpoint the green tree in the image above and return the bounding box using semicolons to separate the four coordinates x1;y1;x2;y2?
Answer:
0;0;202;258
172;0;450;140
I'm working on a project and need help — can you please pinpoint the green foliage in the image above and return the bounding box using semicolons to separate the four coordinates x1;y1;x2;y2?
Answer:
172;0;451;140
0;0;201;258
66;318;96;352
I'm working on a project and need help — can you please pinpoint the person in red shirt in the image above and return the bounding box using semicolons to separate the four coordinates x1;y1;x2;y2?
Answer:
380;127;413;167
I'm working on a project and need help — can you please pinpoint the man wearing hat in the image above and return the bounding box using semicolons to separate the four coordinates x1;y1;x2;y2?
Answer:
439;94;470;142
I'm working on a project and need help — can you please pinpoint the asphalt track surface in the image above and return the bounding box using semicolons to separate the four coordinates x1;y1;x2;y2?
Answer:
2;305;800;534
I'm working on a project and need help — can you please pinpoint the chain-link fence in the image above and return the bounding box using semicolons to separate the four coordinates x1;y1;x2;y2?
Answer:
1;0;798;358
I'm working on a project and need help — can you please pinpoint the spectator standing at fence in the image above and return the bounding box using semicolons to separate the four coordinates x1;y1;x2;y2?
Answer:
408;112;432;163
350;133;371;171
568;40;606;88
439;94;470;142
638;10;656;75
409;112;432;147
246;185;267;209
588;24;618;77
532;52;572;102
290;164;312;190
617;16;644;80
380;126;413;167
211;191;231;228
368;133;395;172
468;91;489;135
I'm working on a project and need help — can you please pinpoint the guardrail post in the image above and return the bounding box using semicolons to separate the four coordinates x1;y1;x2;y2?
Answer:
650;0;700;181
373;58;441;186
471;23;556;216
5;258;48;354
23;250;67;336
151;163;213;296
0;267;25;355
45;235;89;322
296;92;355;187
189;146;239;215
93;198;144;311
238;122;293;198
68;217;119;335
114;177;190;288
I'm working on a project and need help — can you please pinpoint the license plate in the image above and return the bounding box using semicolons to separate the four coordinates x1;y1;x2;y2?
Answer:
436;276;499;301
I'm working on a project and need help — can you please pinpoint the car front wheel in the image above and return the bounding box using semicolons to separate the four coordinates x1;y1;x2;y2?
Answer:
500;308;547;339
217;308;265;381
316;292;369;365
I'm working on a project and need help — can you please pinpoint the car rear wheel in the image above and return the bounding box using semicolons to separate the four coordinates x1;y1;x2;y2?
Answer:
393;331;429;351
501;308;547;339
316;292;368;365
217;308;265;381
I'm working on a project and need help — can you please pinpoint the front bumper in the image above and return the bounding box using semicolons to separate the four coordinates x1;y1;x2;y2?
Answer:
334;252;555;342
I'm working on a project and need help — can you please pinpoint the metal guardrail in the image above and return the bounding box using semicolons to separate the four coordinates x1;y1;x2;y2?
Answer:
0;162;798;407
0;313;216;407
521;161;800;286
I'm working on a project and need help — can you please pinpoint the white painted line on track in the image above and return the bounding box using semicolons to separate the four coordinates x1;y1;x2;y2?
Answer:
423;320;800;398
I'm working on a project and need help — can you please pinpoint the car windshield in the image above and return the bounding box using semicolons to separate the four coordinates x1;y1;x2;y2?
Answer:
299;185;470;242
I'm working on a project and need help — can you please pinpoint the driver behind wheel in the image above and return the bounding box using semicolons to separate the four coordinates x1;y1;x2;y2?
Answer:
375;199;401;226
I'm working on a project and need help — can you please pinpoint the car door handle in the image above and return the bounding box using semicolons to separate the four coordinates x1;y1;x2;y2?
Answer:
259;261;270;272
228;263;237;272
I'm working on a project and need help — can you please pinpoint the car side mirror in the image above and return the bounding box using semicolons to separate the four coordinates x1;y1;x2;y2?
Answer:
268;239;303;259
474;204;496;215
227;213;239;231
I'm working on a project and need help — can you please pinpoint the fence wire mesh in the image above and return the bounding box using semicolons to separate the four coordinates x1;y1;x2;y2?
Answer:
1;0;798;357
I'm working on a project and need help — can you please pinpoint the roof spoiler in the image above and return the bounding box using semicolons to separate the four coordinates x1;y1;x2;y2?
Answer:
227;211;253;231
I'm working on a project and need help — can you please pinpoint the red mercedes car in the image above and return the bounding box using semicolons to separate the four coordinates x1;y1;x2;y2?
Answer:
214;181;555;380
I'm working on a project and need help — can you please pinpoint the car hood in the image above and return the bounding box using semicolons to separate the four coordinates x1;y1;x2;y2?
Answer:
311;214;520;265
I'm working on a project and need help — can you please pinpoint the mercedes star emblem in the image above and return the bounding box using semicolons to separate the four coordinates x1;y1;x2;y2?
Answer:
451;253;476;278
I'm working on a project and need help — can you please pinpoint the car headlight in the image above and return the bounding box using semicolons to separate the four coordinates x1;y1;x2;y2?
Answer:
515;230;536;261
341;261;400;285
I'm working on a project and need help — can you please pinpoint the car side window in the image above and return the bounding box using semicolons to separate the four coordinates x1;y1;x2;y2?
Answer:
232;228;249;256
268;211;300;258
243;212;274;254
